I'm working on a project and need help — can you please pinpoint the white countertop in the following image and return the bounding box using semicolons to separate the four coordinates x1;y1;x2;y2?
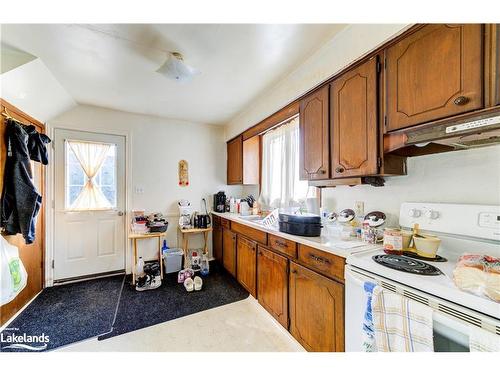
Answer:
212;212;381;258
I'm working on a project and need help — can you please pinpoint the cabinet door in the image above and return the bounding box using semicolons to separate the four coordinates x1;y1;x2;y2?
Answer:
299;85;330;180
331;58;378;178
257;246;289;328
212;223;223;262
227;136;243;184
236;236;257;297
289;262;344;352
386;24;483;131
493;25;500;106
242;136;260;185
222;228;237;277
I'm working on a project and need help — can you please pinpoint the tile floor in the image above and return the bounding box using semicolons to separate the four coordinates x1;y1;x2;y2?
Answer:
59;296;305;352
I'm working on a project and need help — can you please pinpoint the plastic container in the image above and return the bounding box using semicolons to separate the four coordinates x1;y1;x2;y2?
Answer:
136;257;145;277
163;248;184;274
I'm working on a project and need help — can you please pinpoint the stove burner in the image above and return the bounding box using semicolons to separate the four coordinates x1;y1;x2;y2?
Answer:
372;254;442;275
402;251;447;262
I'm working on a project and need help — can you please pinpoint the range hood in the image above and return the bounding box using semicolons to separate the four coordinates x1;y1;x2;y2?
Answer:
405;110;500;150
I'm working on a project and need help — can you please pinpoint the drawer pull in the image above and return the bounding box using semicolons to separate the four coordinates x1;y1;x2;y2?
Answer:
335;166;345;173
309;254;330;264
274;240;288;247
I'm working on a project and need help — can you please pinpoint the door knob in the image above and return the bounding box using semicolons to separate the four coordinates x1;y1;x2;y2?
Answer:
117;211;124;216
453;96;469;106
335;166;345;173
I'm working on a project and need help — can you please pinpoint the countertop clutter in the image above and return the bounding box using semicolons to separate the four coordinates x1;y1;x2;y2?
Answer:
211;211;380;259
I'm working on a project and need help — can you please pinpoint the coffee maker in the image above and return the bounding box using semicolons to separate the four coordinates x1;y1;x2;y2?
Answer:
213;191;226;213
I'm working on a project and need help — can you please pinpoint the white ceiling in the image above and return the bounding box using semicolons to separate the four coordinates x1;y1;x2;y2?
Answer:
0;24;346;125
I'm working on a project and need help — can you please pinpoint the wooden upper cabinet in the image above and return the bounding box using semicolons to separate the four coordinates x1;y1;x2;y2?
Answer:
242;136;260;185
289;262;344;352
299;85;330;180
257;246;289;328
491;24;500;106
227;136;243;184
331;58;378;178
385;24;484;132
236;236;257;297
222;228;237;277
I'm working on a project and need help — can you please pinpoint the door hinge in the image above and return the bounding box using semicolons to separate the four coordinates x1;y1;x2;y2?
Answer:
384;57;387;69
384;115;387;127
377;157;382;168
51;260;55;269
376;60;381;73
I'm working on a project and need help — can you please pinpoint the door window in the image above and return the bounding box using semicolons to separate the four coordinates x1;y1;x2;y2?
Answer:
65;140;117;210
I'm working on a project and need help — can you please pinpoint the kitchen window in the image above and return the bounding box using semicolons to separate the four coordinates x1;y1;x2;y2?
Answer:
260;115;316;211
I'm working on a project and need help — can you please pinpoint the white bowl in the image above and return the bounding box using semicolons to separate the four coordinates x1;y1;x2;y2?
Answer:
414;235;441;258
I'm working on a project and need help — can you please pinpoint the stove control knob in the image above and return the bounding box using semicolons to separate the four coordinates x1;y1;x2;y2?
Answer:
408;208;421;218
425;209;439;220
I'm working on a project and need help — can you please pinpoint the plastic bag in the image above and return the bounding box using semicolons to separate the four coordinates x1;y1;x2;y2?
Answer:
453;254;500;302
1;236;28;306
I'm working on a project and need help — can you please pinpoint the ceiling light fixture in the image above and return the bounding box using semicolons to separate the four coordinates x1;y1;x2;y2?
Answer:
156;52;198;82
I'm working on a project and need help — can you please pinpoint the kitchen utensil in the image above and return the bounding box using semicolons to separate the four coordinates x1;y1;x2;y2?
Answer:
338;209;355;224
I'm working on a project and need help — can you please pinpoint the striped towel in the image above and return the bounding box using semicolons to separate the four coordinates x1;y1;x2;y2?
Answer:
372;287;434;352
362;282;377;352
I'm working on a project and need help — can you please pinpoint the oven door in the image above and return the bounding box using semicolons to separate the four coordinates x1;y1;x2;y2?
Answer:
345;266;472;352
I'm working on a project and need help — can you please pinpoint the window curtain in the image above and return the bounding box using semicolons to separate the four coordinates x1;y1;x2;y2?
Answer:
67;140;112;210
260;116;312;210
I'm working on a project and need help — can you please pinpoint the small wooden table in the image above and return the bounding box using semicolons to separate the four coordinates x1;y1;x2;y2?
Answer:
129;232;166;284
178;226;212;268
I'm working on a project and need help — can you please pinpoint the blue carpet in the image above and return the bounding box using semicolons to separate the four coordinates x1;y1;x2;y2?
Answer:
99;264;249;340
1;263;249;351
1;275;124;352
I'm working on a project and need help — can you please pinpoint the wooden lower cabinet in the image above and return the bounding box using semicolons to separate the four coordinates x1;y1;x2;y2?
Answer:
236;235;257;296
212;222;223;262
222;228;237;277
289;262;344;352
257;246;289;328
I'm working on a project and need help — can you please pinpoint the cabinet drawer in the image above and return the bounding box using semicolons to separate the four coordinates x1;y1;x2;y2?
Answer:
231;221;267;245
221;218;231;229
298;244;345;281
269;234;297;258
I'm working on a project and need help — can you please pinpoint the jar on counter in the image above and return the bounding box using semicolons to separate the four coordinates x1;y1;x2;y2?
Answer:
383;228;404;255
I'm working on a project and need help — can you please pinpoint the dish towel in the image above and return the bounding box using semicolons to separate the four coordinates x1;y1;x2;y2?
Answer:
469;326;500;352
362;281;377;352
372;287;434;352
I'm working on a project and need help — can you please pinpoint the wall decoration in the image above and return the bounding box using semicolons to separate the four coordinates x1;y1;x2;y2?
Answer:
178;159;189;186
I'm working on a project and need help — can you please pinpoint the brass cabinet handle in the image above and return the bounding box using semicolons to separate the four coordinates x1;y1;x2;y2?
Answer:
310;253;331;264
335;166;345;173
319;169;326;174
291;269;297;274
258;251;263;256
274;240;288;247
454;96;469;106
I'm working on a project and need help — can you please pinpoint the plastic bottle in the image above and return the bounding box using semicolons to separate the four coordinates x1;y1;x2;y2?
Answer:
136;257;145;277
200;255;210;276
161;239;169;257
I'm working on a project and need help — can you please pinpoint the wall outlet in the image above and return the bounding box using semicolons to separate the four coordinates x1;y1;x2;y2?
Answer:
134;186;145;194
354;201;364;217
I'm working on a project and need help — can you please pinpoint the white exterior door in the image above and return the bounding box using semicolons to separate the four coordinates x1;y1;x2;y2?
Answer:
54;129;126;281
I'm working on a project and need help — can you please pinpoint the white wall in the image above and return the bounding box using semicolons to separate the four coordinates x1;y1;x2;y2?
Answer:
50;104;242;272
322;145;500;227
0;58;75;122
225;24;410;140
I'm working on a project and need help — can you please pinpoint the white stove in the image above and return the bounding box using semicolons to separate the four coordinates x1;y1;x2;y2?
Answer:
345;202;500;352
